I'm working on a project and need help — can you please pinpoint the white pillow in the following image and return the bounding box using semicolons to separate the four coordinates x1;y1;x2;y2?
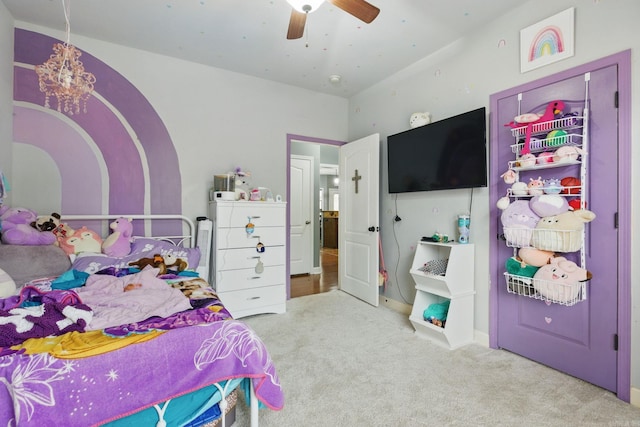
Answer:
0;267;17;298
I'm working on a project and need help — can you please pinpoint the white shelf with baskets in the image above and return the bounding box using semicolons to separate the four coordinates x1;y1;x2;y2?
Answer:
501;90;591;306
408;241;475;349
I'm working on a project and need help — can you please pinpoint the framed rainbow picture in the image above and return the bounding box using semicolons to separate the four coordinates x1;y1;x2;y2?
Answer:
520;7;575;73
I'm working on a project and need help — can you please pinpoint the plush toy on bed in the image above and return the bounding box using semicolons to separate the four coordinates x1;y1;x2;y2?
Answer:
0;207;56;245
59;226;103;255
128;253;188;275
31;212;75;245
102;217;133;257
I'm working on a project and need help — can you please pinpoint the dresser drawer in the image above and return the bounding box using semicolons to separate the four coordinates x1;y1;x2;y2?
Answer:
216;226;285;249
215;265;285;292
215;203;286;228
214;246;285;271
219;285;286;318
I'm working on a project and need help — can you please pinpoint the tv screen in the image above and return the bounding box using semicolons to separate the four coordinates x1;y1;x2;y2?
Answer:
387;107;487;193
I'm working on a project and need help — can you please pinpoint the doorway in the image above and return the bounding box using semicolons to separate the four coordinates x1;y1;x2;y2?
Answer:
286;134;345;299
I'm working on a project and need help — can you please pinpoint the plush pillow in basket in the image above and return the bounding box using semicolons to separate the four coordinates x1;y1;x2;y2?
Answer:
532;256;589;304
71;239;200;274
531;209;596;253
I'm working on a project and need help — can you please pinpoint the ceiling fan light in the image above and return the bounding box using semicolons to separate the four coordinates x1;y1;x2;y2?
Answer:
286;0;324;13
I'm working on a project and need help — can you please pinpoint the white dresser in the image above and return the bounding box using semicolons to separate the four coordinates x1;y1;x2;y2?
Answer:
209;200;287;318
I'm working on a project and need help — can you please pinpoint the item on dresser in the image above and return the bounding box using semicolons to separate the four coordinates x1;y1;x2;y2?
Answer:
210;201;287;319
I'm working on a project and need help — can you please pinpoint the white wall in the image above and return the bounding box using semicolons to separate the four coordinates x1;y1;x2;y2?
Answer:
0;2;13;202
12;22;349;223
348;0;639;396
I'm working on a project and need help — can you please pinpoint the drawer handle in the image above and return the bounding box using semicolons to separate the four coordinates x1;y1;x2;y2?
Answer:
248;276;261;280
247;256;261;260
247;296;261;300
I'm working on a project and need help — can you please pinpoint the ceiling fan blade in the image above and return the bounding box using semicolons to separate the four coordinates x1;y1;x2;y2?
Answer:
287;9;307;39
327;0;380;24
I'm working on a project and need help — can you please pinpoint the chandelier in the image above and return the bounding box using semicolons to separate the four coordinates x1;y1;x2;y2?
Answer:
35;0;95;115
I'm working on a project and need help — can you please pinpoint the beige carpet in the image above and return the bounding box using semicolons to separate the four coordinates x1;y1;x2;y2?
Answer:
234;290;640;426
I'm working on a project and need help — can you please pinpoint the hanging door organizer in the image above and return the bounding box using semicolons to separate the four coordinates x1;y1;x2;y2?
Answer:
500;74;592;307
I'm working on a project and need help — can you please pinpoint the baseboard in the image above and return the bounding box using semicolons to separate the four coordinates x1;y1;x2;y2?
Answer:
379;295;412;316
631;387;640;408
474;330;490;347
311;266;322;274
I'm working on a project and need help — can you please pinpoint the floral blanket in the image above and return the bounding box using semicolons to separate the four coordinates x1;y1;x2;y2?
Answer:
0;319;283;426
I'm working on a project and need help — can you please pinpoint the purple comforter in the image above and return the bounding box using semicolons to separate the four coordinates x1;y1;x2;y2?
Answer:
0;319;283;426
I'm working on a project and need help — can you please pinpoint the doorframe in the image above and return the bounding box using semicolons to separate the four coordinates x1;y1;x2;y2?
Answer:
488;50;631;401
286;134;345;299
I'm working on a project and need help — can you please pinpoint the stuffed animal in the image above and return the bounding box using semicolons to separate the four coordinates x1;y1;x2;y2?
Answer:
31;212;75;245
163;253;188;272
543;178;562;195
505;100;565;155
533;256;591;303
128;253;188;275
0;207;56;245
510;181;528;196
527;177;544;196
102;217;133;257
516;153;537;168
536;151;554;164
529;194;570;217
531;209;596;253
233;167;251;201
560;176;581;195
518;247;555;267
409;112;432;128
553;146;585;164
59;227;103;255
129;253;166;273
499;200;541;247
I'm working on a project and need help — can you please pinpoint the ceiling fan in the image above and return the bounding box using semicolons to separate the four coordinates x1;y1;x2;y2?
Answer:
286;0;380;40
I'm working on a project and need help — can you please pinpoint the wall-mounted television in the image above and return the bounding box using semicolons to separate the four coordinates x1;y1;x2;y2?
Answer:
387;107;487;193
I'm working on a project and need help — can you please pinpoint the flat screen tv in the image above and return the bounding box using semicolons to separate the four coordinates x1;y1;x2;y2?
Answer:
387;107;487;193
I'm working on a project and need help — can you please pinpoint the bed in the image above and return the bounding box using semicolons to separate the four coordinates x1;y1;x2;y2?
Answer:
0;214;283;427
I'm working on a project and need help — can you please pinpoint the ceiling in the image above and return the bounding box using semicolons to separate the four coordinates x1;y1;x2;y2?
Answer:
3;0;524;98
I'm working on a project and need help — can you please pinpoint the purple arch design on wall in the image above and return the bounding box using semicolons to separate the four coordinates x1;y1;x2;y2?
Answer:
13;29;182;235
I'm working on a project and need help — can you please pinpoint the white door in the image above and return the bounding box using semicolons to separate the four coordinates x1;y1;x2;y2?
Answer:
289;155;313;275
339;134;380;306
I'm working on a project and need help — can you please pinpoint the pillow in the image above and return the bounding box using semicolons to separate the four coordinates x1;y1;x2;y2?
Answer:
130;238;201;268
0;268;17;297
71;239;200;274
0;243;72;286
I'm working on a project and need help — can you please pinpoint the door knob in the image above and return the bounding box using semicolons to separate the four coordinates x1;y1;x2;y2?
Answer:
368;226;376;232
305;220;311;224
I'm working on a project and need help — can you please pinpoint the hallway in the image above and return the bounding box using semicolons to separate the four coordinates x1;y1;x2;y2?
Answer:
290;248;338;298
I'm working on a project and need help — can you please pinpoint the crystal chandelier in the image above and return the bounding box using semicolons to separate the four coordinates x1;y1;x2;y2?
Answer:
35;0;95;115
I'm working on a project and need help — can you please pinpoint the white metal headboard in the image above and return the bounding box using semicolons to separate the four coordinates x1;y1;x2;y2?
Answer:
61;214;196;248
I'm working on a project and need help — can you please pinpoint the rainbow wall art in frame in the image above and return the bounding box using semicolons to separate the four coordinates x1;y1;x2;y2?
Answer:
520;7;575;73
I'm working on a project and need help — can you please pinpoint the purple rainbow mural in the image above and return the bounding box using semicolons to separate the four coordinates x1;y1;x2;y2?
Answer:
528;25;564;61
13;29;182;236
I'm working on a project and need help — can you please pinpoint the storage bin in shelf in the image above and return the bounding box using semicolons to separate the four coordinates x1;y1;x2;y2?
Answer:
409;291;474;350
510;115;584;138
504;272;587;307
503;227;582;252
409;241;475;297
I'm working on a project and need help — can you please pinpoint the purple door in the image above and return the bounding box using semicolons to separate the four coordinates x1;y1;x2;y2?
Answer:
490;64;619;392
